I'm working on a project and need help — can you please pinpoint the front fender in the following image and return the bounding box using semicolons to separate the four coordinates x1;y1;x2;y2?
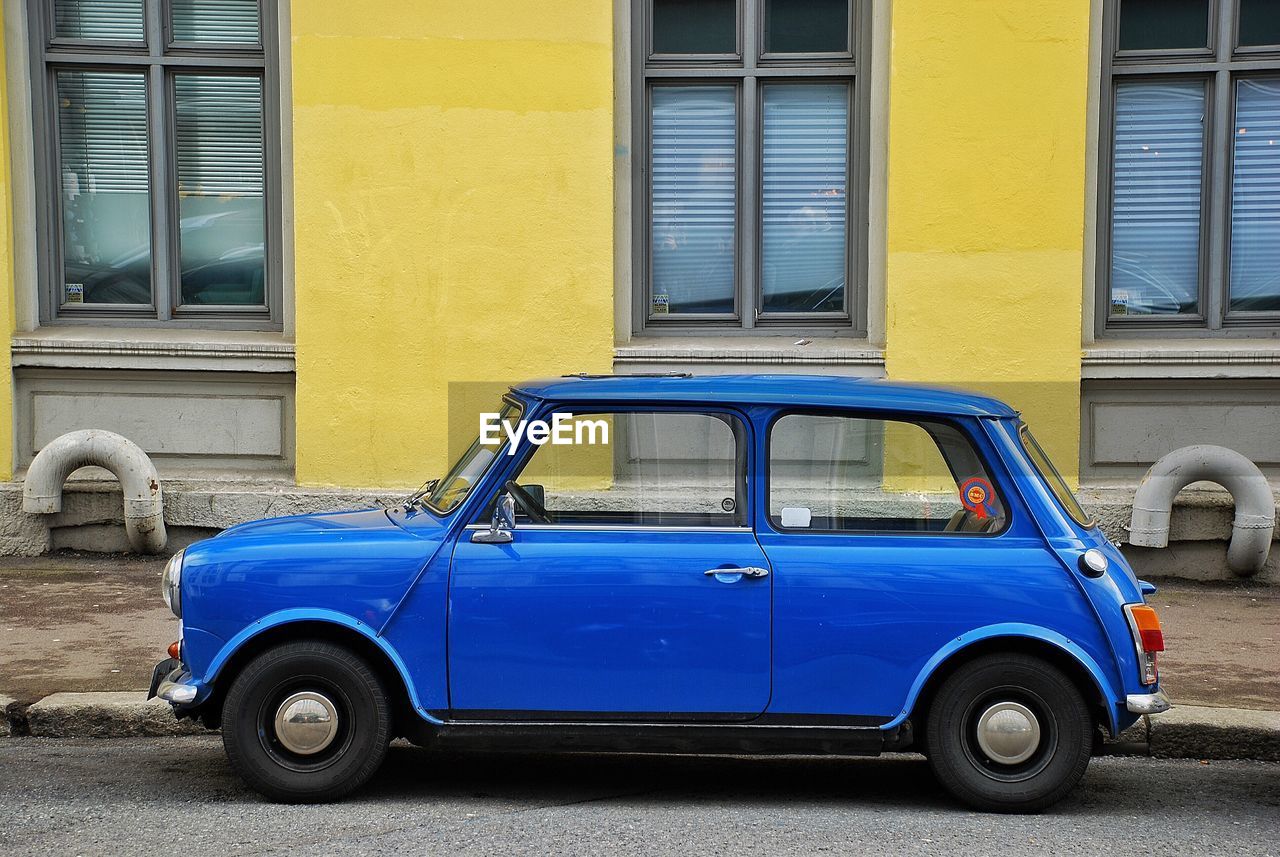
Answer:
190;608;441;725
882;622;1123;736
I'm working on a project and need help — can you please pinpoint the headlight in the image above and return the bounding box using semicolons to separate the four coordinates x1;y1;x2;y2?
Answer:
162;549;185;618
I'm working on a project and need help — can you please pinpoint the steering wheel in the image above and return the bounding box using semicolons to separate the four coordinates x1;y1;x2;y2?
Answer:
504;480;550;524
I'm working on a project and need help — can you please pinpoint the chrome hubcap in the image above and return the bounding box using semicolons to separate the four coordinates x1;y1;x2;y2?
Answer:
273;691;339;756
975;701;1040;765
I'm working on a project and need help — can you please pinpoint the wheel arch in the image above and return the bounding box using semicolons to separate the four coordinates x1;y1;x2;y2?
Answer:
890;625;1122;738
197;611;436;737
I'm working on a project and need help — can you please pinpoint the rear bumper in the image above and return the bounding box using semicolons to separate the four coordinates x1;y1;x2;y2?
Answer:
1126;690;1172;715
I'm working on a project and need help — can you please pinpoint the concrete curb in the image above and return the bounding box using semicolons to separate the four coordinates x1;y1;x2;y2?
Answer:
1104;704;1280;762
1148;704;1280;762
21;692;210;738
4;694;1277;761
0;695;13;737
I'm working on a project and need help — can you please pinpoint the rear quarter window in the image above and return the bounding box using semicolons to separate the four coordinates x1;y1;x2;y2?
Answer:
1019;425;1095;528
768;412;1008;535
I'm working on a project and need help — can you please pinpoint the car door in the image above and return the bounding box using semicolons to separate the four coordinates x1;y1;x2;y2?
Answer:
447;407;772;720
756;410;1084;723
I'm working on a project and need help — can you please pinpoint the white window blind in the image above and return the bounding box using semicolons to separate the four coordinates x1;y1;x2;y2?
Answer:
1110;80;1205;317
57;71;148;194
171;0;261;44
761;83;848;314
54;0;143;41
1229;78;1280;313
175;75;264;197
649;86;737;316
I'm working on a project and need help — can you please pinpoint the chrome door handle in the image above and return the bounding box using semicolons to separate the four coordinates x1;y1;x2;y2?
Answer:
704;566;770;579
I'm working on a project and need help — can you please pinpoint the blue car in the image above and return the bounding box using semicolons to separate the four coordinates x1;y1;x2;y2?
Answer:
151;374;1170;811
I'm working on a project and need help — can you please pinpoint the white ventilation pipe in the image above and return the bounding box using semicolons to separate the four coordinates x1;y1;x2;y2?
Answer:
23;429;167;554
1129;444;1275;577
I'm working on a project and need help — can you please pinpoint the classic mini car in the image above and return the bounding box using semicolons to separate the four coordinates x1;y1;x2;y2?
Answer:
151;374;1171;811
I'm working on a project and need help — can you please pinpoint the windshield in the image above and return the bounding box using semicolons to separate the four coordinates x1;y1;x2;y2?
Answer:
424;397;523;514
1019;424;1095;528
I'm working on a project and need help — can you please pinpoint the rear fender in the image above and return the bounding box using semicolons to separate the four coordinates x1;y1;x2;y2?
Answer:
883;622;1122;736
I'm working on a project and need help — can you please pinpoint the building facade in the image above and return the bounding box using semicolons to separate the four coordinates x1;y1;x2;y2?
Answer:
0;0;1276;576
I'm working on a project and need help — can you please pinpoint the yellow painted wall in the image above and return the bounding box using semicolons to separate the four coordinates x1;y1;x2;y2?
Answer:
290;0;615;487
0;4;15;482
884;0;1089;482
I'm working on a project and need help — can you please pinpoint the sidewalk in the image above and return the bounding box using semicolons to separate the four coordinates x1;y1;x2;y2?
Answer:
1;554;1277;757
0;553;172;701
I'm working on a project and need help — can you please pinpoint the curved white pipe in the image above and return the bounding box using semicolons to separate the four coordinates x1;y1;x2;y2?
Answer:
1129;444;1275;577
22;429;168;554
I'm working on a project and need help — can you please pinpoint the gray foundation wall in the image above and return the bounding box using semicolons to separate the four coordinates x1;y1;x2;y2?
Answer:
1;477;1274;584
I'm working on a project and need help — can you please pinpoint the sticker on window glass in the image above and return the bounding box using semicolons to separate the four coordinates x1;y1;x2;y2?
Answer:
780;506;812;528
64;283;84;304
1111;290;1129;316
651;293;670;315
959;477;997;521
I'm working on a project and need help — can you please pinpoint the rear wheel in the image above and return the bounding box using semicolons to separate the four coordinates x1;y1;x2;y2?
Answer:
925;653;1093;812
222;640;391;803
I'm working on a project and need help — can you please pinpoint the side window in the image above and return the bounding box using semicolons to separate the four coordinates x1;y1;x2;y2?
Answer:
505;411;747;527
769;413;1007;534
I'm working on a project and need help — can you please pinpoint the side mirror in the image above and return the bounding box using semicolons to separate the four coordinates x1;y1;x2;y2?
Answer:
471;492;515;544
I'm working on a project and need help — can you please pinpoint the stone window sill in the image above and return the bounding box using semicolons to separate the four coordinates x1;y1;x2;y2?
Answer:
11;327;296;373
1083;340;1280;380
615;336;885;366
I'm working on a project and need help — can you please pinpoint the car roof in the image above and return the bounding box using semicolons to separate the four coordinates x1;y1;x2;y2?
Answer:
510;374;1020;418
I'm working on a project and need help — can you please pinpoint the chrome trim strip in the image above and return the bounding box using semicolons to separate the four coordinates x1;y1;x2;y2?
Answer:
462;523;753;534
1125;691;1172;715
442;720;883;733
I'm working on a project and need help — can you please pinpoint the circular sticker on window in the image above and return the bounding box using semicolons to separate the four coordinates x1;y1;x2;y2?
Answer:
721;497;736;513
959;477;996;521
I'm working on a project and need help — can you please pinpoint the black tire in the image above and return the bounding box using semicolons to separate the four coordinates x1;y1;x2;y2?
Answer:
925;653;1093;813
222;640;391;803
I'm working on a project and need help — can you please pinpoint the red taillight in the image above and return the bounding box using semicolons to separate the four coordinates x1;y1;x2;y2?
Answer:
1128;605;1165;652
1124;604;1164;685
167;640;181;660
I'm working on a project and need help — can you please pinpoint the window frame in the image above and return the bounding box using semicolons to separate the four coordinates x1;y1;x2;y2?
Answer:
632;0;871;336
28;0;283;329
763;408;1013;538
476;404;754;530
1097;0;1280;337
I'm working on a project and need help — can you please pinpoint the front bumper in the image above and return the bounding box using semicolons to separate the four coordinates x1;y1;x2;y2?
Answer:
1126;690;1173;715
148;657;198;705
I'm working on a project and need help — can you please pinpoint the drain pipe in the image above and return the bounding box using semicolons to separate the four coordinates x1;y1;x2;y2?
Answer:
22;429;168;554
1129;444;1275;577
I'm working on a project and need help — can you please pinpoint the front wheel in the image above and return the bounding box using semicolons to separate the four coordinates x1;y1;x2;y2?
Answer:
925;653;1093;812
222;640;391;803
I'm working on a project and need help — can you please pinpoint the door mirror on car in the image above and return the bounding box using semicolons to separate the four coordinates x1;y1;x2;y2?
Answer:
472;492;516;544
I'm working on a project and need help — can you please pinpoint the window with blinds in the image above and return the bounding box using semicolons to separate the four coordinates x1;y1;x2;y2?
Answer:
650;87;737;316
1109;81;1204;317
175;75;266;306
639;0;863;331
171;0;260;45
54;0;144;41
1102;0;1280;333
35;0;276;325
1229;79;1280;313
760;83;849;315
56;70;151;305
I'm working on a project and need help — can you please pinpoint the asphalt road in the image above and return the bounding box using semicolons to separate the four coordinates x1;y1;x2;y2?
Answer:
0;738;1276;856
